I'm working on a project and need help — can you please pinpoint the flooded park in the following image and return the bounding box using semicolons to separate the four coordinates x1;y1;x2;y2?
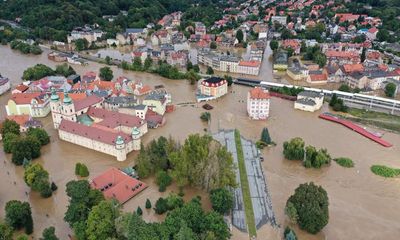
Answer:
1;45;400;239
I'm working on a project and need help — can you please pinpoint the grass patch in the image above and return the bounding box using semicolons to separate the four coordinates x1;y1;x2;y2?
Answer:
334;158;354;168
370;165;400;178
234;129;257;237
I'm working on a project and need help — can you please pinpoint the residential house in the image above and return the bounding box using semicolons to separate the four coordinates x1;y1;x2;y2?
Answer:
307;71;328;84
142;92;168;115
294;91;324;112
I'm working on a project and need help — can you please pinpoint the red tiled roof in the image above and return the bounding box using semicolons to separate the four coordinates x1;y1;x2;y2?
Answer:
325;50;359;59
9;93;42;104
59;119;132;145
87;107;144;129
343;64;364;73
239;60;261;67
7;115;30;126
309;73;327;82
73;95;103;111
249;87;270;99
14;84;29;93
90;168;147;204
368;27;378;33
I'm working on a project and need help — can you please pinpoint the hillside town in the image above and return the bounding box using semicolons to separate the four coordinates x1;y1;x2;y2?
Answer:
1;0;400;239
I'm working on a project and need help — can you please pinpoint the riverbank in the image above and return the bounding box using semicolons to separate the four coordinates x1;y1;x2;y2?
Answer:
1;45;400;240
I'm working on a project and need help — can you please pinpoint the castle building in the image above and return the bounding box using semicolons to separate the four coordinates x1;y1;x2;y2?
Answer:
50;89;147;161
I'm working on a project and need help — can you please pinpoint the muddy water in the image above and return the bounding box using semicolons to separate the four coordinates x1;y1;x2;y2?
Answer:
1;45;400;240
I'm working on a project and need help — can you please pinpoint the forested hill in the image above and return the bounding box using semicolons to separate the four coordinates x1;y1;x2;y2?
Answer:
0;0;225;41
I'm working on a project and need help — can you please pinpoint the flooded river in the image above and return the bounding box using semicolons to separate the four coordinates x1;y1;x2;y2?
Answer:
1;45;400;239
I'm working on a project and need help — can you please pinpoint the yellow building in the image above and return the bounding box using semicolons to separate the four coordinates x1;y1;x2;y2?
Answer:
6;93;50;117
198;77;228;102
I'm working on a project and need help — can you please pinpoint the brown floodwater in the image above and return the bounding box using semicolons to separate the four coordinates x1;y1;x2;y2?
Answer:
1;45;400;240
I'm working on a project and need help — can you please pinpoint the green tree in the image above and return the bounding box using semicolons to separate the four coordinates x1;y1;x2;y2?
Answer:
260;127;272;144
155;197;168;215
285;201;298;224
200;112;211;122
385;83;397;98
144;57;153;71
22;64;55;81
75;163;82;176
174;221;198;240
236;29;244;43
269;40;279;51
40;226;59;240
0;222;13;240
286;182;329;234
16;234;29;240
166;194;184;211
210;41;217;49
3;132;19;153
64;180;104;226
24;163;52;198
132;56;143;71
283;137;305;160
99;66;113;81
5;200;33;234
1;119;20;136
204;211;230;240
186;70;200;85
210;188;233;214
136;206;143;216
86;200;120;240
75;39;89;51
193;64;200;73
284;227;297;240
105;56;111;65
156;170;172;192
338;84;351;92
27;127;50;145
75;163;89;177
206;66;214;75
55;63;76;77
12;136;41;165
187;61;193;71
224;75;233;86
145;199;152;209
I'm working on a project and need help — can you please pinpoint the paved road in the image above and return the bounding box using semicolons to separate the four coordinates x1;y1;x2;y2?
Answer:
213;130;277;233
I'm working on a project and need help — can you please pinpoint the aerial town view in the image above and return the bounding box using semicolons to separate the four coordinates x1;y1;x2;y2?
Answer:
1;0;400;239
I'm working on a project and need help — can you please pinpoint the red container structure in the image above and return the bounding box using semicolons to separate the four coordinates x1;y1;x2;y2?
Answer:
319;113;392;147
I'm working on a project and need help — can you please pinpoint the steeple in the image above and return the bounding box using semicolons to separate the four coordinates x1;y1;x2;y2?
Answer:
63;89;72;104
50;87;59;102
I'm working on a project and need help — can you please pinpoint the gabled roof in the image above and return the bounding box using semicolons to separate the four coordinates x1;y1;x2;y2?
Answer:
90;168;147;204
74;95;103;111
59;119;132;145
9;93;43;104
87;107;144;129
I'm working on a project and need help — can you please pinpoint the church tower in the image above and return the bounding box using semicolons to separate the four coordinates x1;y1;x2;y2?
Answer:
50;88;61;129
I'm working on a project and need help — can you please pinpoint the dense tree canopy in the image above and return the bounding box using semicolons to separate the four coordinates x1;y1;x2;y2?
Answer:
1;119;20;136
286;182;329;234
5;200;33;234
40;226;59;240
64;180;104;227
24;163;53;197
283;137;305;160
27;127;50;146
11;136;41;165
210;188;234;214
0;0;227;41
